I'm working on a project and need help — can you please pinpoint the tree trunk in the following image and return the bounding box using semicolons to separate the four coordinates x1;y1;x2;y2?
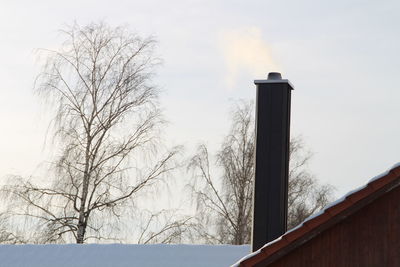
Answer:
76;220;86;244
76;134;91;244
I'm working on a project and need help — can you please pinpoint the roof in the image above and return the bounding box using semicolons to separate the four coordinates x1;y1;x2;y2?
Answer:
233;163;400;267
0;244;250;267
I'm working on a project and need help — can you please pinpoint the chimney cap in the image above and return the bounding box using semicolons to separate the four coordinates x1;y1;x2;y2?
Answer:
254;72;294;89
267;72;282;80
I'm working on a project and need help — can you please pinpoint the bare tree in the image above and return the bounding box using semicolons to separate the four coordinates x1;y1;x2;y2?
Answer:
135;209;194;244
287;138;333;229
188;101;334;245
0;213;25;244
2;22;180;244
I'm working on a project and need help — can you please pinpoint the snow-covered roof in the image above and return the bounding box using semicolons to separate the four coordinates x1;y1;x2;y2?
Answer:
0;243;250;267
233;162;400;267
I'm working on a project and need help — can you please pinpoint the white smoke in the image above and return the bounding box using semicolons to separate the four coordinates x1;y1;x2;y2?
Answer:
219;27;281;89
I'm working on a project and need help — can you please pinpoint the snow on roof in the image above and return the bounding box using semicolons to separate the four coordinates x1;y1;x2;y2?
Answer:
0;243;250;267
232;162;400;267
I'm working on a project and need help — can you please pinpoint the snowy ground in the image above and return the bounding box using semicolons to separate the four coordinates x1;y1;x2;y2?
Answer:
0;244;250;267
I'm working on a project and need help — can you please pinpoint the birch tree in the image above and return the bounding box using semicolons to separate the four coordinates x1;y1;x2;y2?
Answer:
188;101;334;244
0;213;24;244
3;22;180;243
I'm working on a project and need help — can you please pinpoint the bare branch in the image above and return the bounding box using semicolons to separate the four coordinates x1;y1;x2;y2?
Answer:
3;22;179;244
188;100;334;245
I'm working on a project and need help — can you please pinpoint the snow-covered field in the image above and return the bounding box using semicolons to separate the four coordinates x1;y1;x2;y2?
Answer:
0;244;250;267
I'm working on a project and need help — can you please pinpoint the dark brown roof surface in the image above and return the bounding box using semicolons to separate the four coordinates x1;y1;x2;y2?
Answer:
233;163;400;267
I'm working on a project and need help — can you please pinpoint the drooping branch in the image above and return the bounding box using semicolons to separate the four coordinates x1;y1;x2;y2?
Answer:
1;22;180;244
188;101;334;245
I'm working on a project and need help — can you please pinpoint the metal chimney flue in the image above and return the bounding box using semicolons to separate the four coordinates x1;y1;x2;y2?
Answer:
252;72;293;252
267;72;282;80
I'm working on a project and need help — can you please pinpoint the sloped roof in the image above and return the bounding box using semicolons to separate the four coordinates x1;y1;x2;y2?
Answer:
233;163;400;267
0;244;250;267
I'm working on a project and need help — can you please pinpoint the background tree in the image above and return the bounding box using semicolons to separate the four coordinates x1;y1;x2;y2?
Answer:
0;213;25;244
287;138;333;229
2;22;181;244
188;101;334;245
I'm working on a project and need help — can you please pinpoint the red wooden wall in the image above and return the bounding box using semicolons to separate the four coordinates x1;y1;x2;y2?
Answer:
262;185;400;267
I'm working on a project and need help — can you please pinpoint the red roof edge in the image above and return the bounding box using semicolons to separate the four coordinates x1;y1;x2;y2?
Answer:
232;163;400;267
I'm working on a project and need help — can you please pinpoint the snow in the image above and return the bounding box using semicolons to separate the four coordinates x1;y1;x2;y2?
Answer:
367;162;400;184
296;162;400;228
367;171;389;183
6;163;400;267
232;162;400;267
0;244;250;267
230;237;282;267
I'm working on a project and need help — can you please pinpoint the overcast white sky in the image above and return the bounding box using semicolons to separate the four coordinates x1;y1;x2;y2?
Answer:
1;0;400;198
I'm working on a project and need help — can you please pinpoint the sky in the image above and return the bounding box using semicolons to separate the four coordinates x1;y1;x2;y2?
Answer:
1;0;400;199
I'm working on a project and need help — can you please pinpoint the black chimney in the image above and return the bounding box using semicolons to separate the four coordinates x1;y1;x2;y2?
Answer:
251;72;293;251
